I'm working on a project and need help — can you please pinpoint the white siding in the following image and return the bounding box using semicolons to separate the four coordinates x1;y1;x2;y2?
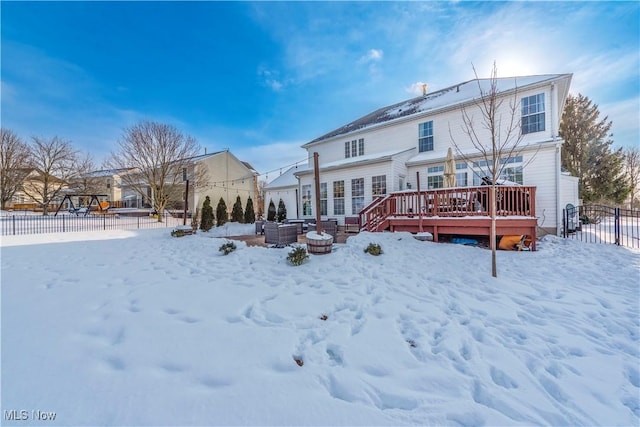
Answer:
298;161;394;223
521;145;559;231
264;188;298;221
309;86;556;167
560;174;580;210
300;76;570;233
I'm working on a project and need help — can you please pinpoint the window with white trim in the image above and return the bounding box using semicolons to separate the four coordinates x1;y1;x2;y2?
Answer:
522;93;545;134
472;156;524;185
419;121;434;152
320;182;327;216
351;178;364;214
455;163;468;187
372;175;387;196
345;138;365;159
427;165;444;189
333;180;345;215
302;184;312;216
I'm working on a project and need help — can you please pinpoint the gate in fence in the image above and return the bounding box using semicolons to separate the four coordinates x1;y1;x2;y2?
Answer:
563;204;640;249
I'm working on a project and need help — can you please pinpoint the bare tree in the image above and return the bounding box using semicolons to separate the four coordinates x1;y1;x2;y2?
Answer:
68;152;105;205
0;128;31;210
449;62;527;277
104;120;202;221
22;136;79;215
624;146;640;209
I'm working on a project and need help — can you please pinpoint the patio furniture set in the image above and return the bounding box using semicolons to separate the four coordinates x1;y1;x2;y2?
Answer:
255;219;340;247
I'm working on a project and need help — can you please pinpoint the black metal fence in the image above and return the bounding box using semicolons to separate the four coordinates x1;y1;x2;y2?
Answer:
563;204;640;249
0;212;183;236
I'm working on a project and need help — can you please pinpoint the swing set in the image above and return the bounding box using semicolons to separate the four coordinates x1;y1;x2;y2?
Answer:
54;194;110;216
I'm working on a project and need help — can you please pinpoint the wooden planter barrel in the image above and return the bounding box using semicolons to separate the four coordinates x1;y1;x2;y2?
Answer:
306;232;333;255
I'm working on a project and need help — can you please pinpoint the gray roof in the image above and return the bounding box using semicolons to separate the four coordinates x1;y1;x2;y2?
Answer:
304;74;571;146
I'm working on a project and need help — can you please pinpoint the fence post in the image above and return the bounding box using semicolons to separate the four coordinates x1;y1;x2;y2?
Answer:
12;216;16;236
138;215;140;229
614;207;620;246
562;209;566;238
63;214;65;233
103;213;106;231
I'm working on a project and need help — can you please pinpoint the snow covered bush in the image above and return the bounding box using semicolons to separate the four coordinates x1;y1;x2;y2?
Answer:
277;198;287;222
287;246;308;266
216;197;228;226
267;199;276;221
244;197;255;224
171;226;194;237
200;196;214;231
231;195;244;223
219;241;237;255
364;242;383;256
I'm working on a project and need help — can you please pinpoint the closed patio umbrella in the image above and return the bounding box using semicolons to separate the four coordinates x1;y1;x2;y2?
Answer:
443;147;457;187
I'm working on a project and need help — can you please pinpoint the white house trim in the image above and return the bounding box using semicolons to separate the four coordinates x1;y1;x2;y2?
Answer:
282;73;576;235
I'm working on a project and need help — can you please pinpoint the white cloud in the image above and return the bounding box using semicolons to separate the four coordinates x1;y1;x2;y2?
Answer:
567;51;639;96
258;67;285;91
361;48;383;63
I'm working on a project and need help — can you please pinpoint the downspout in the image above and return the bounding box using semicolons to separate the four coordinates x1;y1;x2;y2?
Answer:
551;82;562;236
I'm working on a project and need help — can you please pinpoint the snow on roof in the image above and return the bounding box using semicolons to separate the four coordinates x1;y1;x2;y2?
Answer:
86;168;132;177
295;148;414;174
305;74;571;145
265;166;300;189
242;161;258;174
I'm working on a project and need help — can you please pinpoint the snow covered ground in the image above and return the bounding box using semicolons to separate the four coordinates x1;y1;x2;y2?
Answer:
2;224;639;426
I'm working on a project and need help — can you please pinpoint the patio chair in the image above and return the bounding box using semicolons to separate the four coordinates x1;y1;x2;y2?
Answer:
308;221;337;240
264;223;298;247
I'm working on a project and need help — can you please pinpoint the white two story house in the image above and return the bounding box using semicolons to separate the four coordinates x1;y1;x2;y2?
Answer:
273;73;577;237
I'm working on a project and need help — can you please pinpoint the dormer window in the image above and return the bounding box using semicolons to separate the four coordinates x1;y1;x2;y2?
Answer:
522;93;545;134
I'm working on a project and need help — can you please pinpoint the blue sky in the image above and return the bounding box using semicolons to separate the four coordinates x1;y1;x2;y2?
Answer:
2;1;638;179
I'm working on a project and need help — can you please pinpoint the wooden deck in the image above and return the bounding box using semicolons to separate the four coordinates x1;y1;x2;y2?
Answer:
359;186;537;250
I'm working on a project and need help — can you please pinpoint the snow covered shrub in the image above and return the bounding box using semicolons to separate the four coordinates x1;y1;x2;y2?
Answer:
277;198;287;222
267;199;276;221
191;207;200;231
287;246;309;266
200;196;214;231
231;195;244;223
216;197;228;226
219;241;237;255
171;226;194;237
244;197;255;224
364;243;383;256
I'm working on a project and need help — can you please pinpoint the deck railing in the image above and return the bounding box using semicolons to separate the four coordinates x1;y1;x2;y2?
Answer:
360;185;536;232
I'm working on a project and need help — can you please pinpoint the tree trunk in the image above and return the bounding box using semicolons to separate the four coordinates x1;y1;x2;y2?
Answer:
490;184;497;278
